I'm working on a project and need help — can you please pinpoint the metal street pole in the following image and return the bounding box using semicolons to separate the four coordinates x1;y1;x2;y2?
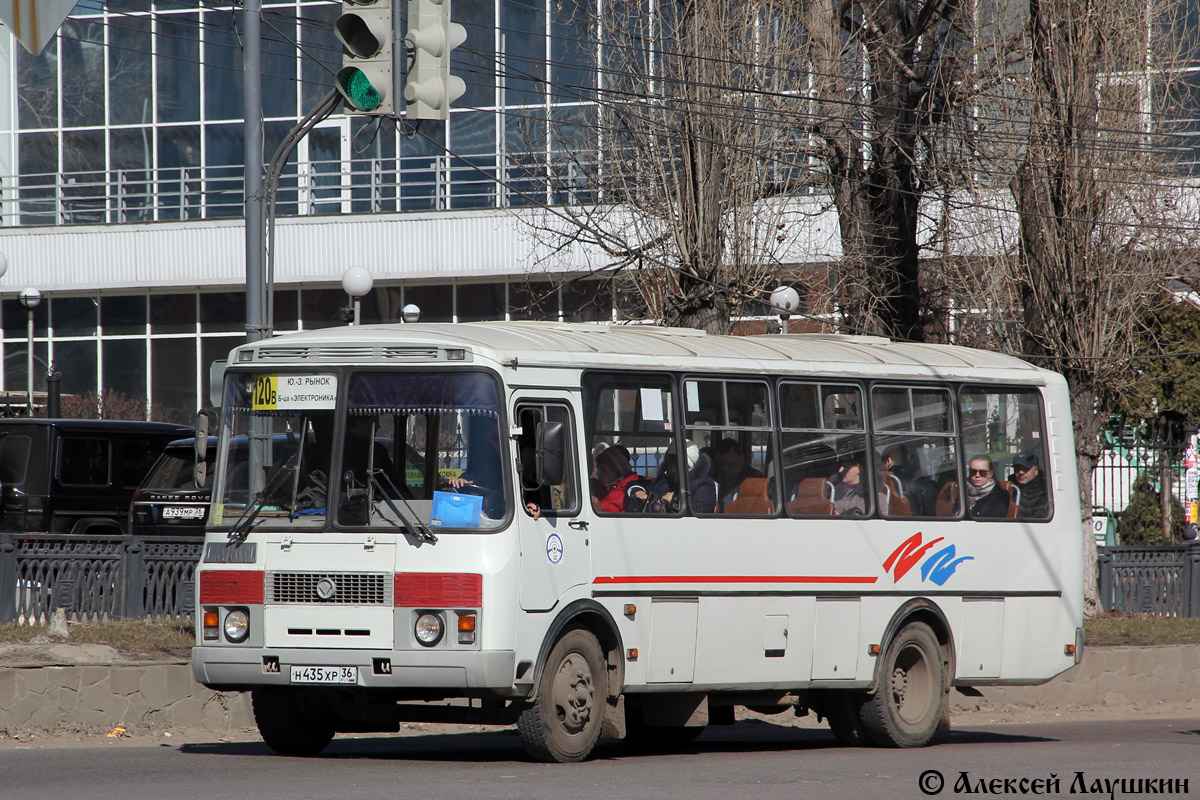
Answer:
18;288;41;415
243;0;267;501
25;308;33;412
244;0;267;345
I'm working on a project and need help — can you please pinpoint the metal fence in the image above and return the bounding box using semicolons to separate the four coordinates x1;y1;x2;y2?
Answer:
3;154;600;228
0;533;202;624
1098;543;1200;617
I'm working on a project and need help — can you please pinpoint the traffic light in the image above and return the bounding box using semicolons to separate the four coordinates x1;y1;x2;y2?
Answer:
335;0;394;115
404;0;466;121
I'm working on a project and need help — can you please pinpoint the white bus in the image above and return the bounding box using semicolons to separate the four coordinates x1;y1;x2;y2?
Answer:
192;322;1084;761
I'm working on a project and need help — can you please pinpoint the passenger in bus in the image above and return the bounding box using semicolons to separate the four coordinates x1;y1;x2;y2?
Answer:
592;446;641;513
966;454;1010;518
880;442;931;514
715;438;762;510
640;440;717;514
831;459;887;516
1011;452;1049;518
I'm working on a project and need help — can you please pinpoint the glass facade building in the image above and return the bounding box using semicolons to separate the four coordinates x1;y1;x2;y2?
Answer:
0;0;1194;421
0;0;614;420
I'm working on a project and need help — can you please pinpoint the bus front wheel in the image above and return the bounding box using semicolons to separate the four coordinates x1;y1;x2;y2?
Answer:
251;688;335;756
859;621;945;747
517;628;608;762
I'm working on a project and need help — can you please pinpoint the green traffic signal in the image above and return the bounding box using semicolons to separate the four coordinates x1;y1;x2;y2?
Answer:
346;69;382;111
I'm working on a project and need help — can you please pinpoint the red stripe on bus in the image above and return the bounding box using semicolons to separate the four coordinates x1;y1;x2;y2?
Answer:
199;570;265;604
395;573;483;607
593;575;878;585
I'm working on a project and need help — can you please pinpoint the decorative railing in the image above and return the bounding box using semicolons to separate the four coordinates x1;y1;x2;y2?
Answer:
0;532;202;624
0;153;598;228
1098;543;1200;617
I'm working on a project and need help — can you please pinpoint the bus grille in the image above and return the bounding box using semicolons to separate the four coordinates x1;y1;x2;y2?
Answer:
268;572;391;605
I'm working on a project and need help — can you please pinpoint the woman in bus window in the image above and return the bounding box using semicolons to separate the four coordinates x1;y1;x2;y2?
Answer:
967;454;1009;518
593;446;640;513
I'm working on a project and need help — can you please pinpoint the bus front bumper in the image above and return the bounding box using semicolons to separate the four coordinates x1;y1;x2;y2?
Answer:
192;646;517;693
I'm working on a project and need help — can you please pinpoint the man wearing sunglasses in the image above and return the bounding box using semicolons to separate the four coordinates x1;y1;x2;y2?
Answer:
966;454;1010;518
1011;452;1050;518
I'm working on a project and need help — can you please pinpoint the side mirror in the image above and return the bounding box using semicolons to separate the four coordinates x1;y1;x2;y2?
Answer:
194;409;216;489
536;421;566;486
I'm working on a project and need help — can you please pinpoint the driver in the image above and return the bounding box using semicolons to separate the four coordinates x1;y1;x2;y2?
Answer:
447;418;510;518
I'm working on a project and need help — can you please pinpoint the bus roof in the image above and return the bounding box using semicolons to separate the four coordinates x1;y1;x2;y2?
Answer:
242;322;1050;383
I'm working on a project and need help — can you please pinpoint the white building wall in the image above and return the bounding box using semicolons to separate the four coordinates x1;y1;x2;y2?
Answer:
0;196;848;294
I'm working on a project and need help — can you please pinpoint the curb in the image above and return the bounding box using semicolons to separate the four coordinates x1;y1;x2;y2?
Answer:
1;645;1196;736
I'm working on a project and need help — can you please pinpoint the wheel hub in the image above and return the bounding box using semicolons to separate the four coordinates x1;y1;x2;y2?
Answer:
552;653;595;733
890;666;908;705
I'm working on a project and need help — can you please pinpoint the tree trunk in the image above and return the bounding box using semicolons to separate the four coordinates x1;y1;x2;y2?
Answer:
1069;376;1103;616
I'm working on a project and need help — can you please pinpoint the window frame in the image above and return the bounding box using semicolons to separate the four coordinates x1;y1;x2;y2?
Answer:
515;398;582;518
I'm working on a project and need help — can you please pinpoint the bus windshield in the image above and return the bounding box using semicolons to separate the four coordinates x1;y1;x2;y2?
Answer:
339;371;508;531
214;372;338;531
213;369;509;533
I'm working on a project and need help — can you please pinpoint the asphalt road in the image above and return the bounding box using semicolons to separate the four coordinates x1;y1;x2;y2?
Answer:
1;718;1197;800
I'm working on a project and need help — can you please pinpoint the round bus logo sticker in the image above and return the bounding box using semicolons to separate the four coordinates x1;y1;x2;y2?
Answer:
546;533;564;564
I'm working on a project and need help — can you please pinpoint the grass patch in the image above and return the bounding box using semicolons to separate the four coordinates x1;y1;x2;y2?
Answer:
0;619;195;659
1084;612;1200;646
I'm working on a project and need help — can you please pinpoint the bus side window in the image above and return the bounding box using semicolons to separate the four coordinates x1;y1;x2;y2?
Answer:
517;402;580;516
780;382;866;519
583;374;677;516
872;386;959;518
958;387;1052;521
687;379;774;516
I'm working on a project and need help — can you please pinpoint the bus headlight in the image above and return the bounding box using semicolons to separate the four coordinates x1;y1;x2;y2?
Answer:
415;613;444;646
223;608;250;643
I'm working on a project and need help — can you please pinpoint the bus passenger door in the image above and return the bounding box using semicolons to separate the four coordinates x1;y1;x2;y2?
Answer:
514;398;590;611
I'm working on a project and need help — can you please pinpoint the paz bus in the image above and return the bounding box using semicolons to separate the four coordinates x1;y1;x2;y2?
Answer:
191;322;1084;762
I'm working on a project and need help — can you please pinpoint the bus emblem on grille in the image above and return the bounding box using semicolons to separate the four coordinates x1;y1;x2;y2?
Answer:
316;577;337;600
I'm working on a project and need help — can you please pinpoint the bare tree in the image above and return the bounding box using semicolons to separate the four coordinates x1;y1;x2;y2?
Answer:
61;390;171;422
786;0;1024;340
1011;0;1200;612
523;0;816;332
520;0;1022;336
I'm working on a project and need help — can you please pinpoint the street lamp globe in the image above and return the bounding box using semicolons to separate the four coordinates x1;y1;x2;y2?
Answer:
401;304;421;324
341;266;373;298
769;285;800;316
19;287;41;310
0;252;9;280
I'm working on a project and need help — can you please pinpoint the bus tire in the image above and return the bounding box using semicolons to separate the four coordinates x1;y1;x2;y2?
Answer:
518;628;608;762
821;691;870;747
860;621;944;748
251;688;335;756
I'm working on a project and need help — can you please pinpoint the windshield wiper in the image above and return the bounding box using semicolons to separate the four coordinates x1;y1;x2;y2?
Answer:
367;468;438;544
229;452;300;543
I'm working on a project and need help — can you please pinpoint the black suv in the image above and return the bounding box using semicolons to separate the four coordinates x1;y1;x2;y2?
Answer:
129;437;214;537
0;419;191;535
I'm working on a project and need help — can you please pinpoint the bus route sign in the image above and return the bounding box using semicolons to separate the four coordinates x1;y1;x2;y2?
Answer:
252;374;338;411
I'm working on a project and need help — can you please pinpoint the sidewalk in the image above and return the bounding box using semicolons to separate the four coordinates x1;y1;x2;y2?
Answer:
1;644;1197;743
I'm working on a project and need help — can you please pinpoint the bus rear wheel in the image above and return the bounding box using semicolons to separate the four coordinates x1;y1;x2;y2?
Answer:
252;688;335;756
860;621;945;747
518;628;608;762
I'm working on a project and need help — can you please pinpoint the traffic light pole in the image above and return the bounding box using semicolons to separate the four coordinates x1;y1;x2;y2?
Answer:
244;0;267;501
244;0;267;346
